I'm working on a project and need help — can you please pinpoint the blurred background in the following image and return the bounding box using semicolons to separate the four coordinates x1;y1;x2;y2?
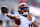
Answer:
0;0;40;16
0;0;40;27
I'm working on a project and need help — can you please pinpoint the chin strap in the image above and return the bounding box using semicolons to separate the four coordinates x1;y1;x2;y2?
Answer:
23;15;27;17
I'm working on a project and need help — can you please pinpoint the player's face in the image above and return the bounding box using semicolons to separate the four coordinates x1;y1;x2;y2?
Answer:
2;9;8;14
18;7;29;17
3;11;8;14
1;7;8;14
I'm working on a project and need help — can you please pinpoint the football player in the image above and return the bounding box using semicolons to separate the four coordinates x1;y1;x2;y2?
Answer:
7;3;38;27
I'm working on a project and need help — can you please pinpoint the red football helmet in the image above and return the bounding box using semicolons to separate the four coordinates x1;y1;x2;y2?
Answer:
18;3;29;17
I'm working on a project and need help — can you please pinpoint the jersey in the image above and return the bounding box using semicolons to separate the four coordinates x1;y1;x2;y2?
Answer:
0;13;8;22
0;13;14;22
15;14;35;27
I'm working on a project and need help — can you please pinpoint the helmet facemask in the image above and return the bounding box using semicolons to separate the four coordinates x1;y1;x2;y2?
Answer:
18;3;29;17
18;6;29;17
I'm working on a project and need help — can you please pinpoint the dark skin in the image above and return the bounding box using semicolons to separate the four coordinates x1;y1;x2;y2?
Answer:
2;6;38;27
5;6;38;27
1;7;8;15
6;14;38;27
6;15;18;21
32;22;38;27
